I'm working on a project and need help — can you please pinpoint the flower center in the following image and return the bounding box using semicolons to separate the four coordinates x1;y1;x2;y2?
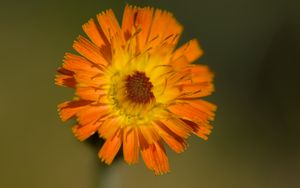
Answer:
125;71;154;104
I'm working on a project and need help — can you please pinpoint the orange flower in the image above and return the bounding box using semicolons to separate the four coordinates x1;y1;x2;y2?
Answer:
56;5;216;175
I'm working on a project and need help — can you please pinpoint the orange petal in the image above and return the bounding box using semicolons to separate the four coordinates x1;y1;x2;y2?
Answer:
97;9;124;44
76;87;106;101
148;9;182;50
55;74;76;88
171;55;189;71
56;67;74;75
154;121;187;153
73;72;106;88
98;129;122;165
77;105;109;125
98;117;121;139
184;100;217;121
159;118;192;139
58;100;92;121
162;13;183;47
194;124;213;140
176;82;214;99
189;65;214;83
141;140;170;175
82;18;106;47
138;125;160;145
82;19;112;61
122;5;152;54
73;35;108;66
63;53;103;74
168;102;211;123
123;127;139;164
166;68;191;86
177;65;214;85
72;121;101;141
122;4;138;40
172;39;203;63
134;7;154;51
181;119;213;140
167;64;213;88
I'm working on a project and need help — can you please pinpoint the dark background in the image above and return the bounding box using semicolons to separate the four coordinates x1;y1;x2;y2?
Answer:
1;0;299;187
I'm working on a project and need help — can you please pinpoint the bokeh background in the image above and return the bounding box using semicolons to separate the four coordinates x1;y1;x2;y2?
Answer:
1;0;299;187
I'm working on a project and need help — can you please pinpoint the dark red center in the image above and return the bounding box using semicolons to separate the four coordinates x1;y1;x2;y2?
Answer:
125;71;154;104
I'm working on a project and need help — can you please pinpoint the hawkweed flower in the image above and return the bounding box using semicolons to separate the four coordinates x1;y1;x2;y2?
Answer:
56;5;216;175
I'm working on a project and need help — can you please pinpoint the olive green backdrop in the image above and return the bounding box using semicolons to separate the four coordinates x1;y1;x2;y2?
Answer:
1;0;299;187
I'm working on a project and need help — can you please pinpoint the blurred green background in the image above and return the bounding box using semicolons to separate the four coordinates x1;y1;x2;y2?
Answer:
1;0;299;187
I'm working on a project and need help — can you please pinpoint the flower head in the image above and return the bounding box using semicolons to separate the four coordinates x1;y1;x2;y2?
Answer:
56;5;216;175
